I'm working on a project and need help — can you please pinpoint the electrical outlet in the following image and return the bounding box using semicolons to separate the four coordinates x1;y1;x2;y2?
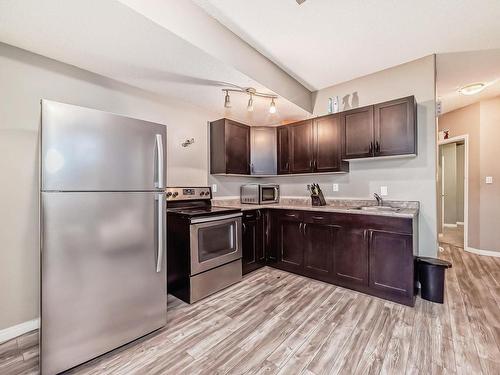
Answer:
380;186;388;196
486;176;493;184
332;183;339;192
212;184;218;193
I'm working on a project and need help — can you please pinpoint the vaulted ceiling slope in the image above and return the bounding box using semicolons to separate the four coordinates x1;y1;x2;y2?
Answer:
0;0;312;126
196;0;500;91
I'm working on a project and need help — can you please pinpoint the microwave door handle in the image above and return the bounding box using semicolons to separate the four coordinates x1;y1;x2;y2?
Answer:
274;187;279;200
156;194;164;272
155;134;164;189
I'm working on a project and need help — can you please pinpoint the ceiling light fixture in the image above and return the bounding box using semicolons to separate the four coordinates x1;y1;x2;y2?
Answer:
221;87;278;113
224;90;231;108
458;82;486;96
247;94;254;112
269;98;277;114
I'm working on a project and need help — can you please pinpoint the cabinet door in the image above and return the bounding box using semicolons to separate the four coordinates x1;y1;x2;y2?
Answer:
333;227;368;286
277;126;290;174
242;211;265;275
313;114;345;172
303;221;337;282
290;120;314;173
342;106;374;159
374;96;416;156
276;212;303;273
369;230;413;296
250;127;277;175
225;120;250;174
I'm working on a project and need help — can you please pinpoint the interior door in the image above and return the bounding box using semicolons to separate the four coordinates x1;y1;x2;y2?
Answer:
41;191;166;375
290;120;314;173
342;106;374;159
41;100;166;191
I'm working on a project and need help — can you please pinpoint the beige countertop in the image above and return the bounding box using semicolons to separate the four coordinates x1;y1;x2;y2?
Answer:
212;197;419;219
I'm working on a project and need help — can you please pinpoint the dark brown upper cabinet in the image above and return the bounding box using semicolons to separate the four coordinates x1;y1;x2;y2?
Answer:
342;96;416;160
313;114;349;172
289;120;314;174
210;118;250;175
374;96;417;157
277;126;290;174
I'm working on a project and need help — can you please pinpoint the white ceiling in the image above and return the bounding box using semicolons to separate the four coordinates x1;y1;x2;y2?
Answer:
437;49;500;114
0;0;310;126
196;0;500;91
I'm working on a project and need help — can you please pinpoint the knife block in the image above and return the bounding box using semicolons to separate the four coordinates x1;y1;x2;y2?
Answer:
311;191;326;206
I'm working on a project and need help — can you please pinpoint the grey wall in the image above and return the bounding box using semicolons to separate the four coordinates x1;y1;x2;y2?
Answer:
0;43;217;330
210;55;437;257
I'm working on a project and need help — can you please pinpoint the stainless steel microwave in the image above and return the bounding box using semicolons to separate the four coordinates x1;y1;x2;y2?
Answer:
240;184;280;204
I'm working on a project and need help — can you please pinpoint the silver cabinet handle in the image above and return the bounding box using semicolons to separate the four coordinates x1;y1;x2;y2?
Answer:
155;134;164;189
156;193;164;272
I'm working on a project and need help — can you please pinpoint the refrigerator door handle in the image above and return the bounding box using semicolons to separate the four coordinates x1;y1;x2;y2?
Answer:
156;193;164;272
155;134;165;189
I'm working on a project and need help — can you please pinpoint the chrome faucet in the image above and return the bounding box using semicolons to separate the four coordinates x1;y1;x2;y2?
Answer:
374;193;383;206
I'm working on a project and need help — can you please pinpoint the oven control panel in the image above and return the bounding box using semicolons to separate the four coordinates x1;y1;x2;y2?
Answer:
165;187;212;200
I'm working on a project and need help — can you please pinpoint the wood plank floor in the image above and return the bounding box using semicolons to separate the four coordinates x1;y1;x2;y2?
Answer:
1;244;499;375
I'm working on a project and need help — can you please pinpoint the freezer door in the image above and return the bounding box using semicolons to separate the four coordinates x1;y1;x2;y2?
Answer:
41;100;166;191
41;192;166;375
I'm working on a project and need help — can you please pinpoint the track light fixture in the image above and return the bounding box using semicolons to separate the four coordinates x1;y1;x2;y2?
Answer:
222;87;277;113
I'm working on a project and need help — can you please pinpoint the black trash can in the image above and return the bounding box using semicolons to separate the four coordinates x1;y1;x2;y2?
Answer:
416;257;452;303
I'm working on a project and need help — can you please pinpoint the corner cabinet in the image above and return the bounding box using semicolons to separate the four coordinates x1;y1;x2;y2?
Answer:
210;118;250;175
342;96;417;160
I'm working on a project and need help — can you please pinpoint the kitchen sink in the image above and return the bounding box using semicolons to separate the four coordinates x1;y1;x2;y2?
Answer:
351;206;401;212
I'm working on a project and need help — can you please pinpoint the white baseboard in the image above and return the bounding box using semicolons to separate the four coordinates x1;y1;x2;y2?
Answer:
465;246;500;258
456;222;464;226
0;319;39;344
443;223;458;228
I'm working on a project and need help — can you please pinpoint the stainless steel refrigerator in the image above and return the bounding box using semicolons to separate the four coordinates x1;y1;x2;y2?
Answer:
40;100;167;374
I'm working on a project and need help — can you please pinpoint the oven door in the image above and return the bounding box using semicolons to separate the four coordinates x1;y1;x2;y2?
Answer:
260;185;279;204
190;213;242;275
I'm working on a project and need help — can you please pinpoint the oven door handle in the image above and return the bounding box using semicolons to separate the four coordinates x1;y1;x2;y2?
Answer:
190;212;242;224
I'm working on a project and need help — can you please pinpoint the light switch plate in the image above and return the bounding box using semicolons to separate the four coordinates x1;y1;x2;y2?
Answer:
380;186;388;196
212;184;218;192
332;183;339;192
486;176;493;184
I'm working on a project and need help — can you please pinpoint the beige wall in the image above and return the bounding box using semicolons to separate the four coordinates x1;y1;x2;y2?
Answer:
211;55;438;257
0;43;218;330
442;143;458;225
439;97;500;252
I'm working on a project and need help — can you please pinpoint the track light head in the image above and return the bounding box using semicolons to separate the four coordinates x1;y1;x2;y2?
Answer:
224;90;231;108
269;98;277;114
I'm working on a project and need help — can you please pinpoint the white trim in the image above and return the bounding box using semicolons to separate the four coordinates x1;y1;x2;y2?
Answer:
0;319;39;344
465;247;500;258
438;134;469;252
443;223;458;228
456;222;464;226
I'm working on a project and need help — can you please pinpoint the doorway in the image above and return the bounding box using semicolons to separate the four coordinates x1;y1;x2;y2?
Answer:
438;136;468;248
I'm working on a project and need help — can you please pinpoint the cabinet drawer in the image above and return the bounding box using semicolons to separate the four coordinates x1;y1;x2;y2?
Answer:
279;210;303;221
242;210;259;221
303;212;332;224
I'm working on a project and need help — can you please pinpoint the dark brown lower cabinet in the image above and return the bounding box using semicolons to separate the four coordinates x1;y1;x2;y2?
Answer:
265;209;416;306
333;227;369;287
275;211;304;274
368;230;414;301
242;210;265;275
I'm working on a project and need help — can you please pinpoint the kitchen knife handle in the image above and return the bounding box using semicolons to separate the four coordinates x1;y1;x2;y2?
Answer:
155;134;164;189
156;194;164;273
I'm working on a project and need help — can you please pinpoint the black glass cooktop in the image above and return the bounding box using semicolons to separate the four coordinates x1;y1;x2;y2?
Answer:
167;206;241;218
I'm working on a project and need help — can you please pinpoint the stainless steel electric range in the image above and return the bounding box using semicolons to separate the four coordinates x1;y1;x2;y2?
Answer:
166;187;243;303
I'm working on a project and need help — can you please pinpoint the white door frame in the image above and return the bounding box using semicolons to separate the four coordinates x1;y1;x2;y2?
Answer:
438;135;468;249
